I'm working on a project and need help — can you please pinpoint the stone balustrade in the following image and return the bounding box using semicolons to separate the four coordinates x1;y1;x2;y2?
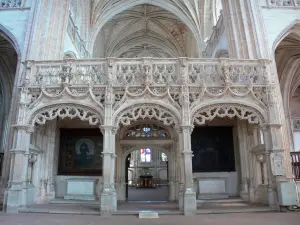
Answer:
0;0;22;8
21;58;272;88
268;0;300;7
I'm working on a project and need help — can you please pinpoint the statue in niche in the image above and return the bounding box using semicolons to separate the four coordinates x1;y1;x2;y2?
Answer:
75;138;95;168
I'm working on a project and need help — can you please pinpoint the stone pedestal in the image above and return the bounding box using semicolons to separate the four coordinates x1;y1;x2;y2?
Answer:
183;188;197;216
64;178;97;200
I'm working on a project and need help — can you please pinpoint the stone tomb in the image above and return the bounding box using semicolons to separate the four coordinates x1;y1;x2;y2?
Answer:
64;178;98;200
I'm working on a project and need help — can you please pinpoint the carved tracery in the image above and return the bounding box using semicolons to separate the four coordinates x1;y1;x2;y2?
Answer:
30;104;102;126
192;104;265;125
115;105;178;127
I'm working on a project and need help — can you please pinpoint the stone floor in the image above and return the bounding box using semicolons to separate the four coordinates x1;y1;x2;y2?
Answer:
19;198;273;215
128;186;169;201
0;212;300;225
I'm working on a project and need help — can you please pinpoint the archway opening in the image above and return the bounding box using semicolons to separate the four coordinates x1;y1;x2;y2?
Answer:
92;4;199;58
125;148;169;201
275;30;300;151
26;116;104;204
274;28;300;179
191;106;270;207
116;121;177;204
0;32;18;180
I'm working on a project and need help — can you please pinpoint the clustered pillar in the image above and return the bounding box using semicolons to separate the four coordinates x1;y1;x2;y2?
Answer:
5;126;33;213
181;125;197;215
100;125;117;216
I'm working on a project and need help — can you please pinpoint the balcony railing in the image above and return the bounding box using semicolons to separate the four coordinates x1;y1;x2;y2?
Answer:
291;152;300;180
267;0;300;7
21;58;271;88
67;15;89;58
0;0;22;8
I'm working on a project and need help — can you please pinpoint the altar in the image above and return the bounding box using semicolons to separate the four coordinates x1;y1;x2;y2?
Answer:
138;175;153;188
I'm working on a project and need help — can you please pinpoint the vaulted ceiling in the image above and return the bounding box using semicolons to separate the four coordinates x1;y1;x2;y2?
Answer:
275;30;300;117
92;4;198;58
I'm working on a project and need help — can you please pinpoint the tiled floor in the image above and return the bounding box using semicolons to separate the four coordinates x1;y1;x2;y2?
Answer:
1;212;300;225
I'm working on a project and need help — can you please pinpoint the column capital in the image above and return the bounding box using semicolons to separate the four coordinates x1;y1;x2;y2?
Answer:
182;150;194;157
102;152;113;156
180;125;194;133
11;124;34;133
100;125;117;134
261;123;282;132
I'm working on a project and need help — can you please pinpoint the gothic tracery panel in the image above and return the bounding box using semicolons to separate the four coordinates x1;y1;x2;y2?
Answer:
30;104;103;126
192;104;265;125
115;105;178;127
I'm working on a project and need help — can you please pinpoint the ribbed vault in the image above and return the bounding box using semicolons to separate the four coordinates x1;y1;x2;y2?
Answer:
92;3;199;58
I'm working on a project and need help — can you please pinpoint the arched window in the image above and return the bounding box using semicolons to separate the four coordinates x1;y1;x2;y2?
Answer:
141;148;151;162
213;0;222;25
161;152;168;162
124;124;169;138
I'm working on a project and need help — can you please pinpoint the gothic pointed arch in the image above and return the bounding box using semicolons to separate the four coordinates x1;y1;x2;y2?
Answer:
27;103;103;127
191;102;267;126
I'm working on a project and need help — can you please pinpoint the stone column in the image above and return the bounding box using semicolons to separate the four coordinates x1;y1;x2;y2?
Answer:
100;125;116;216
237;120;250;200
4;125;33;213
221;0;269;59
26;0;71;60
181;125;196;216
168;146;176;201
115;141;125;201
262;124;287;208
177;129;185;210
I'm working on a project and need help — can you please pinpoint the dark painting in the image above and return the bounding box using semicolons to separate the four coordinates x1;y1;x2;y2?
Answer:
58;128;103;175
191;126;235;172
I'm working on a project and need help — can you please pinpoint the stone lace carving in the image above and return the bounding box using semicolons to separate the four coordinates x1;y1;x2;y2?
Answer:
116;105;177;127
30;104;102;126
193;104;264;125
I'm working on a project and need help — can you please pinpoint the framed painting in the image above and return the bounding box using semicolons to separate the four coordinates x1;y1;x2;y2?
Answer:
58;128;103;175
191;126;235;173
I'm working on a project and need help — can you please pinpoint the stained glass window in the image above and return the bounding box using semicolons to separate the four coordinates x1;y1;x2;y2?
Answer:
141;148;151;162
161;152;168;162
125;124;169;138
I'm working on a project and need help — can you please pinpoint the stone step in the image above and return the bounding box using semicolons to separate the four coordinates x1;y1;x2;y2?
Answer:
139;212;159;218
50;199;98;206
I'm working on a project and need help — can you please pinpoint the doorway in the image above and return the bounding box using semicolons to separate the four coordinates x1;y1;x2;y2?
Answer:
125;148;169;201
